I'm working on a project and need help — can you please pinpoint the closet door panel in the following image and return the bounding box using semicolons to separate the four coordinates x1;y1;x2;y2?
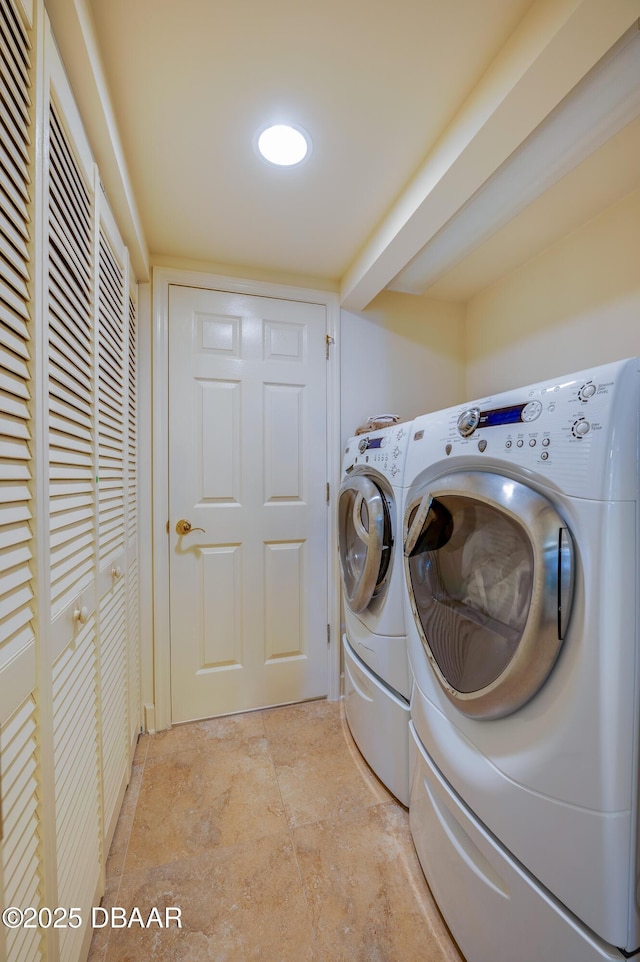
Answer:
52;617;101;962
46;41;102;961
0;2;42;959
96;211;129;845
47;103;96;642
127;289;140;752
0;697;43;962
0;0;35;731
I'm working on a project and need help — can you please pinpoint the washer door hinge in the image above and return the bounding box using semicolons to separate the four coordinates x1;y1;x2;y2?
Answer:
325;333;334;360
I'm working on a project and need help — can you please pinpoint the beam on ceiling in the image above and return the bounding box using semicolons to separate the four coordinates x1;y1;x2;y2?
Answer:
339;0;640;311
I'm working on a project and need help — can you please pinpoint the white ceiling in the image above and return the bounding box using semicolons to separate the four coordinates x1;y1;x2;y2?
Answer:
85;0;533;281
77;0;640;304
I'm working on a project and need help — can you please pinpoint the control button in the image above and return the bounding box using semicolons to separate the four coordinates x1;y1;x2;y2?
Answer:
358;438;368;453
521;400;542;422
478;440;487;452
505;440;512;449
393;446;401;459
542;437;550;447
572;419;590;438
390;464;399;476
541;451;549;461
529;438;536;447
578;382;596;402
456;407;481;438
414;430;424;442
397;427;406;440
517;439;524;448
445;444;452;456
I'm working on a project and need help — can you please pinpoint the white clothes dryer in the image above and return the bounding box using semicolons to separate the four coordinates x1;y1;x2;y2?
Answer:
402;359;640;961
338;421;413;804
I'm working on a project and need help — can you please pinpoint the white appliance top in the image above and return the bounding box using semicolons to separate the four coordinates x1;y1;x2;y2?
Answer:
342;420;414;487
405;357;640;501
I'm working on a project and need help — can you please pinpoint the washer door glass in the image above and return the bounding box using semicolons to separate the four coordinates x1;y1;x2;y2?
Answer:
404;472;574;719
339;476;392;614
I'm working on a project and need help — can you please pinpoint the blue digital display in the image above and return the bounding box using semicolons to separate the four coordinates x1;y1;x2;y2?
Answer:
478;404;525;428
367;438;384;449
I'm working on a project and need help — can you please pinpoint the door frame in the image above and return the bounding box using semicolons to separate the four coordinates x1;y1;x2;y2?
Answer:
151;267;341;731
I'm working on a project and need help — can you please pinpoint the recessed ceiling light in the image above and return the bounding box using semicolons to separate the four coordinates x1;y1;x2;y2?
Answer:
257;124;311;167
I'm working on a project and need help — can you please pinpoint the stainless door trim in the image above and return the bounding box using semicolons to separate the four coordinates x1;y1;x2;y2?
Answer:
404;471;575;719
338;476;388;614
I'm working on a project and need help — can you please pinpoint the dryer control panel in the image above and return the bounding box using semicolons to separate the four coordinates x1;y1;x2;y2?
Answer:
405;358;640;501
343;421;414;486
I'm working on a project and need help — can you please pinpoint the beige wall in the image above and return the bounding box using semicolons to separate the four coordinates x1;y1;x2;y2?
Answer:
465;187;640;398
340;291;465;442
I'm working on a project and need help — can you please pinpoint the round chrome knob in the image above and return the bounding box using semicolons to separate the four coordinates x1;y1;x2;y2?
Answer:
358;438;368;454
457;407;481;438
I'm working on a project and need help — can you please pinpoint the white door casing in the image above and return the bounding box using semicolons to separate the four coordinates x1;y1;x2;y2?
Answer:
165;280;339;722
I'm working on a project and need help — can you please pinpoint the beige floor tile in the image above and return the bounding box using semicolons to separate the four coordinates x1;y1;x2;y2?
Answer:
133;733;150;766
147;710;266;761
266;701;393;828
99;699;461;961
262;699;346;762
106;762;145;880
106;834;319;961
293;802;463;962
87;875;122;962
123;734;287;873
86;946;107;962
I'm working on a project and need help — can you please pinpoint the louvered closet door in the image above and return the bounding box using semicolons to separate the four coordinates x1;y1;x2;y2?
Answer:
0;2;44;961
96;206;129;844
46;40;102;962
126;287;140;753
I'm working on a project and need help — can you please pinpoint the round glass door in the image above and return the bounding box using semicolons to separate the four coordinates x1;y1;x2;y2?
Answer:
404;472;574;719
338;476;392;614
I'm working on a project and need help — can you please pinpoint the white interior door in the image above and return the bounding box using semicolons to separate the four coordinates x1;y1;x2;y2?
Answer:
168;284;329;721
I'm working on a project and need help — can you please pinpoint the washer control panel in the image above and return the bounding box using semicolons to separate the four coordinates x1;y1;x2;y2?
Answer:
405;359;640;501
456;397;547;438
343;421;413;484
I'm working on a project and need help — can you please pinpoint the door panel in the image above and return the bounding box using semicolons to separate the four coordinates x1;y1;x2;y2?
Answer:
169;285;328;721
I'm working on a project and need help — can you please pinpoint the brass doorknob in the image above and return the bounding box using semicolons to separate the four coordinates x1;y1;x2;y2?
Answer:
175;519;205;535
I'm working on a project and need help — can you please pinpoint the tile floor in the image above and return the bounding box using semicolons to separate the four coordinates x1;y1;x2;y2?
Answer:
88;699;463;962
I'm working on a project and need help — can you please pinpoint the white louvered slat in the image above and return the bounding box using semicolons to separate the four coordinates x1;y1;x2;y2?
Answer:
127;292;140;744
1;697;43;962
0;0;35;699
47;102;95;619
97;231;125;571
95;222;130;838
52;619;101;962
99;571;128;835
0;12;40;957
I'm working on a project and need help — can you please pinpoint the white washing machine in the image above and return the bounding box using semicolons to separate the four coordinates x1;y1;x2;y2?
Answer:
338;421;413;804
402;359;640;961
